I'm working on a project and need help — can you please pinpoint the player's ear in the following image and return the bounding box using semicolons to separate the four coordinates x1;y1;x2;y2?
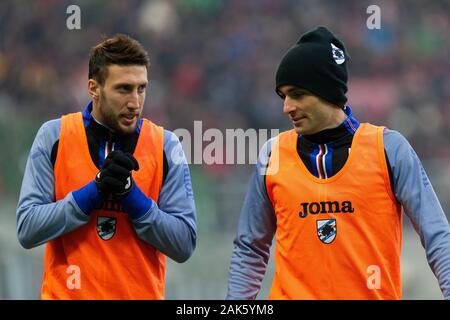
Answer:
88;79;100;101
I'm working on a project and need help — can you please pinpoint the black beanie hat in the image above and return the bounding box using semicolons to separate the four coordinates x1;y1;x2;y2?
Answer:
275;26;350;107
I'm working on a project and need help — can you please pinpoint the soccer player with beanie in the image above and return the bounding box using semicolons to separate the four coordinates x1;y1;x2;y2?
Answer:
226;26;450;300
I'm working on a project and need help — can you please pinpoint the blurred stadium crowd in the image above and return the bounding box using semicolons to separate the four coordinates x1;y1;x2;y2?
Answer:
0;0;449;299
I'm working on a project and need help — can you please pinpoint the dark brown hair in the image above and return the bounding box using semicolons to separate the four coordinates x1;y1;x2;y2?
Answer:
88;34;150;85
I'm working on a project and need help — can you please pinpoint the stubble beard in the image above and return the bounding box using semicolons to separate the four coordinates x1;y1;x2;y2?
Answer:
98;92;137;135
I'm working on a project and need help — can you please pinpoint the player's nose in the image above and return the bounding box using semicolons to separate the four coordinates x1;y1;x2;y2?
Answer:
126;91;140;109
283;97;297;114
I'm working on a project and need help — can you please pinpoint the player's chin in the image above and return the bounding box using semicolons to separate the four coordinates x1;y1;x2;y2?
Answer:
294;125;316;135
293;124;305;134
117;119;137;135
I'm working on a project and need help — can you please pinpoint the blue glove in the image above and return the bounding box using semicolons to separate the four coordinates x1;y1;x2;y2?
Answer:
73;150;138;215
72;181;102;216
121;180;154;220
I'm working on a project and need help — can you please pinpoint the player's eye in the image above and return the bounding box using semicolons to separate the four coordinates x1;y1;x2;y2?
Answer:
290;91;305;99
117;85;132;93
138;85;146;93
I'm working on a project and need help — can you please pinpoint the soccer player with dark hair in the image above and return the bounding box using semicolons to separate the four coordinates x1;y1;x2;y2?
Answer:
17;34;197;299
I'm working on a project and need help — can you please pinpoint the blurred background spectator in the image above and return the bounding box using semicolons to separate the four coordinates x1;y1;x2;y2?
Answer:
0;0;449;299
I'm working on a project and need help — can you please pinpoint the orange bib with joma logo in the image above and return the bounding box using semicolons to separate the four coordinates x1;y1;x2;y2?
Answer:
266;123;402;299
42;112;165;299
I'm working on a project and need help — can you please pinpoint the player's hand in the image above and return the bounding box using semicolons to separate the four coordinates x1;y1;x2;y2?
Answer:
95;150;139;198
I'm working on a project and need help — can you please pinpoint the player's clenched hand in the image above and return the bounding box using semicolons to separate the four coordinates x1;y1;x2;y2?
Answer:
95;150;139;198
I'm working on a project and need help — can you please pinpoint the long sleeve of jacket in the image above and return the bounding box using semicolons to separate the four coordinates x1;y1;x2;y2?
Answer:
16;119;90;249
384;129;450;299
226;138;277;300
132;130;197;263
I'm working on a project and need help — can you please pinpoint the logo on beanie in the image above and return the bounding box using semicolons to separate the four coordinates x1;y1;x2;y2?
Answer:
331;43;345;65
